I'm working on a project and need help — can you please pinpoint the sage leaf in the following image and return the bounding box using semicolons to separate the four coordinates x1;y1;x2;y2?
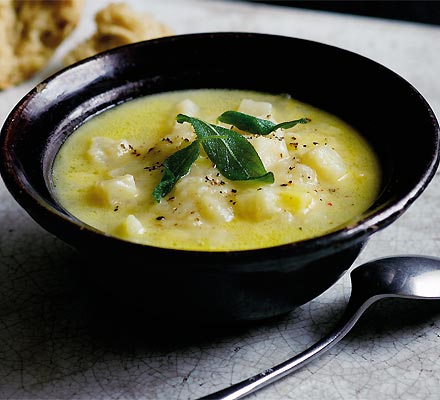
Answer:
152;139;200;202
217;110;310;135
177;114;274;182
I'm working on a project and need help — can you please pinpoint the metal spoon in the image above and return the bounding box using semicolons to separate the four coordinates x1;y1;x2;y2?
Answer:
199;255;440;400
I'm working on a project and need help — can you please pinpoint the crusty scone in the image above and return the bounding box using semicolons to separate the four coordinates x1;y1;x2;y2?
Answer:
0;0;84;90
63;2;174;66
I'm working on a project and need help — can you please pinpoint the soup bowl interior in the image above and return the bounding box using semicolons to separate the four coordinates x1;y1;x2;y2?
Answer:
1;32;439;323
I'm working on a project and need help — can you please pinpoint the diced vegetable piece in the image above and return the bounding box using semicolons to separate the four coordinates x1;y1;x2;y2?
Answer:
278;186;315;214
175;99;199;117
289;163;318;186
87;136;132;165
301;146;347;182
174;177;234;223
238;98;272;119
163;99;200;147
250;134;289;169
93;174;138;206
234;188;280;221
196;187;234;223
117;214;145;236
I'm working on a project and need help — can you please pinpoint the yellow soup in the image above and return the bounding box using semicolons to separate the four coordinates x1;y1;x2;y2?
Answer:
52;89;381;251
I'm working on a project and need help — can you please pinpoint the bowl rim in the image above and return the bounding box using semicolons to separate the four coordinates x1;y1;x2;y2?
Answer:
1;31;439;261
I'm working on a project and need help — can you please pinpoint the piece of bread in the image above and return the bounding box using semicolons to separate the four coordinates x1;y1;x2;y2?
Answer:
0;0;84;90
63;2;174;66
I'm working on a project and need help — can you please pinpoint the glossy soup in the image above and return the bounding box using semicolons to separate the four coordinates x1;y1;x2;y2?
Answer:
52;89;381;251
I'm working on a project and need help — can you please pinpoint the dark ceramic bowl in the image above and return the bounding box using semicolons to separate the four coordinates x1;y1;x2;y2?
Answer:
1;32;439;324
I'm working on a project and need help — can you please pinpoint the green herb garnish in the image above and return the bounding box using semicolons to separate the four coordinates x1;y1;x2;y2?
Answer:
177;114;274;182
152;110;310;202
218;110;310;135
152;139;200;202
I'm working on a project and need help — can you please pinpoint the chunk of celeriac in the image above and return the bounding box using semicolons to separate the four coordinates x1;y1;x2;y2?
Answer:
195;186;234;223
288;163;319;187
268;159;317;187
301;146;347;182
117;214;145;236
236;99;289;169
238;98;273;119
92;174;138;206
278;185;315;215
234;188;280;221
250;134;289;169
162;99;199;147
87;136;132;166
173;176;234;223
175;98;199;117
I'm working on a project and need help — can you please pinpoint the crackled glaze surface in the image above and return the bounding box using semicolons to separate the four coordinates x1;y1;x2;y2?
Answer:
1;1;440;399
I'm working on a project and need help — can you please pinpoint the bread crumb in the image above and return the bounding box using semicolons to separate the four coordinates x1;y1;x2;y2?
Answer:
63;2;174;66
0;0;84;90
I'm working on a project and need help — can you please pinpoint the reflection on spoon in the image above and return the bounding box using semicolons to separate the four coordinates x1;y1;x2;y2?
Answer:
198;255;440;400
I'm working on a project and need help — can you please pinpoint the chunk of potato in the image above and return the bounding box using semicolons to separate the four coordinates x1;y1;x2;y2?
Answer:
251;134;289;169
174;98;199;117
173;177;234;223
234;188;280;221
161;99;199;148
88;136;132;166
301;146;347;182
196;187;234;223
92;174;138;206
117;214;145;236
278;185;315;214
238;98;273;119
289;163;319;186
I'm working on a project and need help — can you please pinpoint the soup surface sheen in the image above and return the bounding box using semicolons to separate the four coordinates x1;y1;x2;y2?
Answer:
52;89;381;251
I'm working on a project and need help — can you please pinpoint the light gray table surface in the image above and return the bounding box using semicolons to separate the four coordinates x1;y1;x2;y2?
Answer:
1;1;440;399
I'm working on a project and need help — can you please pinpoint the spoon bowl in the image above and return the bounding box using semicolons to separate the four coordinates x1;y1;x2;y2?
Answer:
352;255;440;300
200;255;440;400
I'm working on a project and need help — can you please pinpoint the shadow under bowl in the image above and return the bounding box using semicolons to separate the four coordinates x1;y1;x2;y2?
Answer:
1;32;439;324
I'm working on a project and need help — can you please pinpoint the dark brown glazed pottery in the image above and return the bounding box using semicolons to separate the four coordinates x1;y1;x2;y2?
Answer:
1;32;439;323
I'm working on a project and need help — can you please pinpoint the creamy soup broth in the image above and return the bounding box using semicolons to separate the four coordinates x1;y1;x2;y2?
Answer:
52;89;381;250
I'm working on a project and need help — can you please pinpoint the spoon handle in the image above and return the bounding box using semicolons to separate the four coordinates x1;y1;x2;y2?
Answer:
197;294;377;400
